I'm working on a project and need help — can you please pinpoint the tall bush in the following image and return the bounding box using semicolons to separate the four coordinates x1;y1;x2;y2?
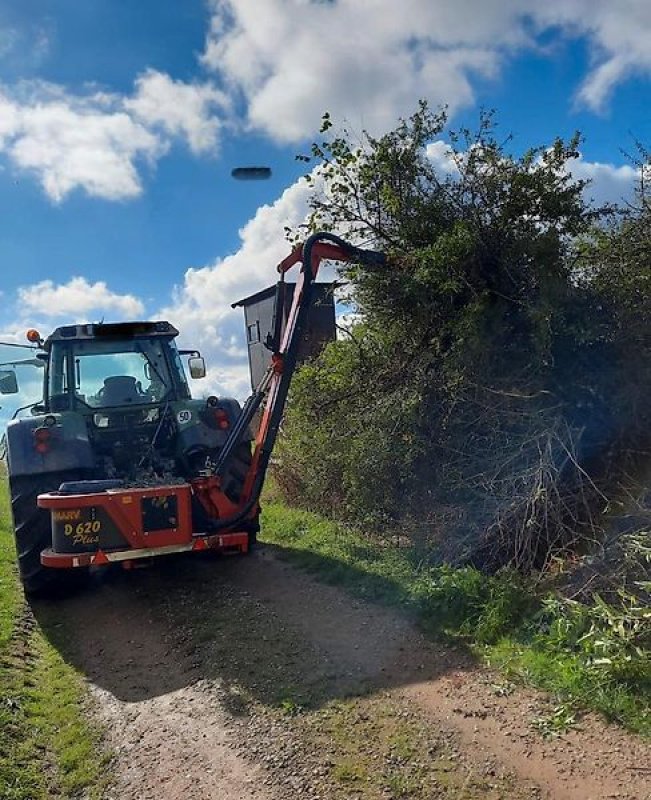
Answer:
276;105;651;574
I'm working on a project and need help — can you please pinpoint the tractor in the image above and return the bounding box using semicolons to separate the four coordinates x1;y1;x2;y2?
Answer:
1;233;385;596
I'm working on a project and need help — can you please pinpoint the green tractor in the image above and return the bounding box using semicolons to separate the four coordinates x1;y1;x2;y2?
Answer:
1;321;254;594
1;233;385;597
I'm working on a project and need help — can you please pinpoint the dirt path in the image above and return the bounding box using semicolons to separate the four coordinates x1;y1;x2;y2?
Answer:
35;568;274;800
32;546;650;800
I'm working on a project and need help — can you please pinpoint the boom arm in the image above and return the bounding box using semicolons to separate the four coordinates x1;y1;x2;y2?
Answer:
192;232;385;528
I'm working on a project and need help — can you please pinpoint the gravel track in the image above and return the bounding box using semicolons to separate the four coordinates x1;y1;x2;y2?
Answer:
31;546;651;800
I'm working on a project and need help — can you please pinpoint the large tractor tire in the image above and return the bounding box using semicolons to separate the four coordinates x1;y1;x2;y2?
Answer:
9;471;86;597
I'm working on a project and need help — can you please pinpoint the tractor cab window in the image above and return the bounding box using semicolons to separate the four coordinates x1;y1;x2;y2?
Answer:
169;343;191;400
63;339;173;408
47;346;70;411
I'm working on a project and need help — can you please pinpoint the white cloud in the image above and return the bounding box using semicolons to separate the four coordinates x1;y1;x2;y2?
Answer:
0;83;165;201
566;154;637;206
425;140;461;178
202;0;651;142
202;0;509;142
0;92;20;146
0;70;228;202
535;1;651;111
160;172;324;397
0;21;52;71
18;277;145;320
426;138;638;207
18;102;162;202
199;363;252;400
1;1;649;203
336;310;363;338
125;69;229;155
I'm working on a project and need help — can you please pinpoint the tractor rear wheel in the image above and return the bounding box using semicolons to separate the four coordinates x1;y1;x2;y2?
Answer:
9;471;87;597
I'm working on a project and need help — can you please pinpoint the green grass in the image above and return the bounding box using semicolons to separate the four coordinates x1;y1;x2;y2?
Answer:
0;484;21;650
0;484;109;799
260;502;651;738
305;694;523;799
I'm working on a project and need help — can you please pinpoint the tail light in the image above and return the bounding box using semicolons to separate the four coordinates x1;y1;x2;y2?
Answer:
33;427;52;454
213;409;230;430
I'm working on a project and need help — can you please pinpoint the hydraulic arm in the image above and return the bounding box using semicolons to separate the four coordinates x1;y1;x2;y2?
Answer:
192;232;386;527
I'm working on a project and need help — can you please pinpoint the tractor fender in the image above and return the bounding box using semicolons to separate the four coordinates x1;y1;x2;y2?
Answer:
212;397;252;438
171;398;252;457
5;413;95;478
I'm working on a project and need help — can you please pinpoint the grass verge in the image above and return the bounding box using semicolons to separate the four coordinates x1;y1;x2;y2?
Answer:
0;484;109;799
260;501;651;738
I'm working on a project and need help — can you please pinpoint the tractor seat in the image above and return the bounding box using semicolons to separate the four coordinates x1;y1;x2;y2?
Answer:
101;375;141;405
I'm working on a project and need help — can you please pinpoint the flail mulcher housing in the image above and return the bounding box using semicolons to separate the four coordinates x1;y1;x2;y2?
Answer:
7;233;385;591
39;480;249;568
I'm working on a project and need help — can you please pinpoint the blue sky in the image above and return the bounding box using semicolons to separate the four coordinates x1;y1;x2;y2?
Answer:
1;0;650;420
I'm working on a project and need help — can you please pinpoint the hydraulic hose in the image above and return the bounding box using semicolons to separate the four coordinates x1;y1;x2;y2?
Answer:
203;231;385;530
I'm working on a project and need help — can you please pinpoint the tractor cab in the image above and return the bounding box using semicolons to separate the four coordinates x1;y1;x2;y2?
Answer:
40;321;203;414
2;320;223;494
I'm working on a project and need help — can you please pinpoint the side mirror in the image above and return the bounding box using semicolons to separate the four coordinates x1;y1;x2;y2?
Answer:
188;356;206;379
0;370;18;394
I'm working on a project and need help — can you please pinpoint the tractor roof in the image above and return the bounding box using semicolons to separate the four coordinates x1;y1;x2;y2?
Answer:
44;321;179;347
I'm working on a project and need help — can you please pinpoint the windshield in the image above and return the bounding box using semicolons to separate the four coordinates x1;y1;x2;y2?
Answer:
49;338;174;409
